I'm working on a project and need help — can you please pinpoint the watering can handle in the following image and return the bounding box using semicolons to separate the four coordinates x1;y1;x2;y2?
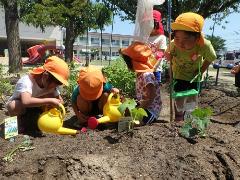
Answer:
58;103;66;118
107;93;120;104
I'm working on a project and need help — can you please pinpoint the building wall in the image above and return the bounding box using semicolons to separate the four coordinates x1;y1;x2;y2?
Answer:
74;32;133;60
0;8;63;57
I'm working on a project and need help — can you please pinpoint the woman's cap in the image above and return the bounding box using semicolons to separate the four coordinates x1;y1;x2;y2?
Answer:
30;56;69;86
77;67;106;101
171;12;205;46
120;41;154;72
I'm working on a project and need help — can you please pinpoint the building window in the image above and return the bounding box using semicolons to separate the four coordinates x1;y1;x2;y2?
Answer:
111;39;120;46
102;51;110;56
79;37;87;43
122;40;129;46
102;39;110;45
112;52;119;56
91;37;100;45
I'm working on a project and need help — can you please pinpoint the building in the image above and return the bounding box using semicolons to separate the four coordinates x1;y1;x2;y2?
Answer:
0;7;133;61
0;8;64;57
74;32;133;60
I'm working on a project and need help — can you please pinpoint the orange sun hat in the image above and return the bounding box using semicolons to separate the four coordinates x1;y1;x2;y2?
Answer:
171;12;205;46
30;56;70;86
77;67;106;101
121;41;154;72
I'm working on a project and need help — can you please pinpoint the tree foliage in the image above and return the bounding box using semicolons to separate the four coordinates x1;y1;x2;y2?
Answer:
20;0;112;62
102;0;240;30
205;35;226;53
94;3;112;61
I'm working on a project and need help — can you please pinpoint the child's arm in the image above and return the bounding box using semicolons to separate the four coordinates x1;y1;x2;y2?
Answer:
231;64;240;74
201;60;212;74
20;92;61;107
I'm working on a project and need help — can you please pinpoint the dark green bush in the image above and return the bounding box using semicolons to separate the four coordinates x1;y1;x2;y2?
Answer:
102;58;136;98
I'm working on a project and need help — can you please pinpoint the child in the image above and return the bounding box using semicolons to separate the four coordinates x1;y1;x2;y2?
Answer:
6;56;69;132
231;64;240;88
119;41;162;124
148;9;167;83
71;67;119;125
165;12;217;122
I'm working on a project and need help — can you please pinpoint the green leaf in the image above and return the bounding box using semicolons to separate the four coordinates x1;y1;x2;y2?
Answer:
118;98;137;116
180;123;192;138
131;108;148;122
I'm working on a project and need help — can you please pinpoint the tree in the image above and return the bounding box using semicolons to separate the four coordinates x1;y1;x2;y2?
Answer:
205;35;226;53
95;3;112;63
21;0;97;62
102;0;240;32
0;0;22;73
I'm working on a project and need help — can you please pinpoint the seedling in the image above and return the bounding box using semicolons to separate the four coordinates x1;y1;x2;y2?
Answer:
118;98;148;131
180;107;213;139
3;135;35;162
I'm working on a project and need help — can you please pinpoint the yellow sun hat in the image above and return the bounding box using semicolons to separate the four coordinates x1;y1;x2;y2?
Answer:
171;12;205;46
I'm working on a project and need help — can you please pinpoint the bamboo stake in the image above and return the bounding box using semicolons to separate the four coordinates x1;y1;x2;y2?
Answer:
167;0;173;122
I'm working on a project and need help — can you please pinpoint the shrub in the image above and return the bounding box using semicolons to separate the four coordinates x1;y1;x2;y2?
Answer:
61;62;78;105
102;58;136;98
0;65;13;104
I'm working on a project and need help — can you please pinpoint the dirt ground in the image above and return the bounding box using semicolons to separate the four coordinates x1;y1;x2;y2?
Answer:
0;70;240;180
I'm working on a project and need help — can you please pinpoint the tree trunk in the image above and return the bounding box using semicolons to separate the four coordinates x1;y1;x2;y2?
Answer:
4;0;22;73
65;20;75;63
100;29;103;65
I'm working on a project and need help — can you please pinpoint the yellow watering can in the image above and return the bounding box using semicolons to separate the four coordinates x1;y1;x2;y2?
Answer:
88;93;122;129
38;104;77;135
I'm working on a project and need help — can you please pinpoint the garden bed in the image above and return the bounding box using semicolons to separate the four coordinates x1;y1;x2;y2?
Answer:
0;79;239;179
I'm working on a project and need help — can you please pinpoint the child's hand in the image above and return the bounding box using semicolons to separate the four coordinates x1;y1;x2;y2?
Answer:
48;98;61;107
77;111;89;124
111;88;120;94
231;65;240;74
164;51;172;61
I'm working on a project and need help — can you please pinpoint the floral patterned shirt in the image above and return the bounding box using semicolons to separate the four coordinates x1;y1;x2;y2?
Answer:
136;72;162;118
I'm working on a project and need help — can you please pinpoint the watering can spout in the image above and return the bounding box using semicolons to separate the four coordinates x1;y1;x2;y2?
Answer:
57;127;77;135
98;116;110;123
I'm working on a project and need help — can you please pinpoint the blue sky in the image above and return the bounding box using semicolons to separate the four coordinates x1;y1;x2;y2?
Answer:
102;12;240;51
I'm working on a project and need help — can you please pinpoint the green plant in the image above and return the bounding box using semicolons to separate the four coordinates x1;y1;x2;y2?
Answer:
118;98;148;130
62;62;78;103
102;58;136;98
0;65;13;104
180;107;213;139
3;135;35;162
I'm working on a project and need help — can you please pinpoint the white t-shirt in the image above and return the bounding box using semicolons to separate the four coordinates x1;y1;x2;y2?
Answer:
148;35;167;72
8;74;60;102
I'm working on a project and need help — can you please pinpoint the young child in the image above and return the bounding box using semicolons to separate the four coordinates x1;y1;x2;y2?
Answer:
71;67;119;125
231;64;240;88
148;9;167;83
6;56;69;132
165;12;217;122
119;41;162;124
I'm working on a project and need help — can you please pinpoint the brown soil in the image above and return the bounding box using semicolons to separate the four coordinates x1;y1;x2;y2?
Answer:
0;79;240;179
